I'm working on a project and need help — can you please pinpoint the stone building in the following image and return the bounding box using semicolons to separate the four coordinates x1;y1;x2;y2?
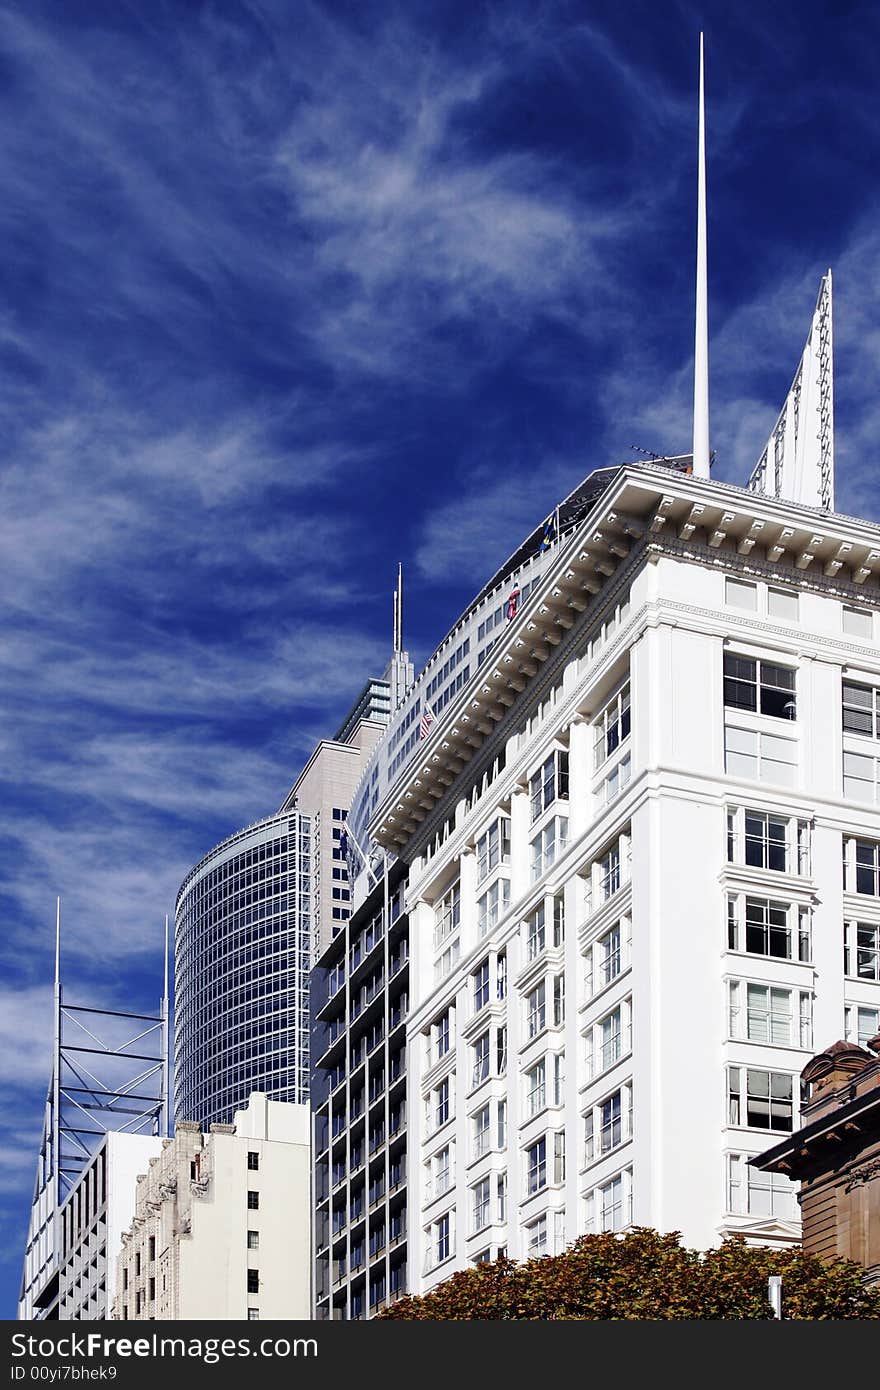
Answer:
752;1038;880;1283
113;1092;311;1320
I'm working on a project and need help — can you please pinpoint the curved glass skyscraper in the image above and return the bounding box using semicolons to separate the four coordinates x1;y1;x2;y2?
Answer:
174;811;312;1127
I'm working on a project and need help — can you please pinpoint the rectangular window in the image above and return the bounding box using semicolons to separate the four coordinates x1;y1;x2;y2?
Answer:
845;921;880;980
726;578;758;611
434;1009;451;1060
723;654;796;720
727;1154;798;1219
844;750;880;803
728;981;811;1047
472;1032;490;1089
247;1269;259;1294
477;877;510;938
599;845;621;901
552;974;565;1027
247;1151;259;1171
600;1175;625;1232
434;881;461;949
526;981;546;1039
472;1178;490;1233
843;605;873;638
247;1308;260;1321
843;681;880;738
473;960;490;1013
854;839;880;896
600;1007;622;1071
727;895;810;962
247;1190;259;1210
526;1137;547;1195
435;1212;450;1265
526;1059;546;1118
434;1077;450;1129
593;684;631;769
527;903;546;960
526;1214;548;1257
767;588;799;622
530;750;570;823
477;818;511;882
725;725;797;785
600;1092;622;1154
497;1170;507;1222
148;1236;155;1262
846;1004;880;1048
742;809;789;871
727;1066;794;1132
473;1105;491;1159
530;818;568;881
247;1230;259;1250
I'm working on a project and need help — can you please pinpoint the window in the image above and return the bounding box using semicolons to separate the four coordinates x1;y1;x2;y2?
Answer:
846;1004;880;1048
530;819;568;881
552;974;565;1027
526;903;546;960
727;894;810;962
530;750;569;822
478;878;510;938
496;1025;507;1076
740;809;788;871
526;981;546;1039
724;726;797;785
526;1137;547;1194
728;1067;794;1132
724;654;796;720
473;960;490;1013
843;681;880;738
426;1144;452;1201
727;1154;798;1220
728;981;812;1048
587;1173;630;1233
432;1009;451;1062
148;1236;155;1262
525;1059;546;1118
598;923;621;988
844;750;880;804
435;939;460;983
853;839;880;896
477;818;511;882
599;845;621;901
473;1105;491;1159
472;1178;490;1233
434;1077;451;1129
247;1269;259;1294
247;1231;259;1250
433;1213;451;1268
472;1033;490;1089
844;922;880;981
434;881;461;949
526;1214;548;1257
601;754;631;803
247;1151;259;1171
149;1277;155;1302
843;605;873;638
552;1052;565;1107
600;1008;621;1071
497;1099;507;1149
767;588;799;622
497;1171;508;1223
135;1253;140;1276
247;1308;260;1321
497;952;507;1001
726;578;758;611
584;1087;631;1163
593;684;631;769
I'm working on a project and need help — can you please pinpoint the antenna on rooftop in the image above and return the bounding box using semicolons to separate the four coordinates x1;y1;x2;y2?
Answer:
693;32;711;479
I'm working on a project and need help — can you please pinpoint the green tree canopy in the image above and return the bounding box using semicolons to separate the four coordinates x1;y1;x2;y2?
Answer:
378;1228;880;1320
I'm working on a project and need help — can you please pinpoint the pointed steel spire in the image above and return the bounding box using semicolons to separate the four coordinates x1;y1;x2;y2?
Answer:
692;32;710;479
394;563;403;654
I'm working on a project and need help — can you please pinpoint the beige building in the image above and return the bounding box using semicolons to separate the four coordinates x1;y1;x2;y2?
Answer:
280;696;389;961
113;1093;310;1320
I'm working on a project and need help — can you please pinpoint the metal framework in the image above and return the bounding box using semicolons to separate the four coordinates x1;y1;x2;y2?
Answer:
19;903;169;1319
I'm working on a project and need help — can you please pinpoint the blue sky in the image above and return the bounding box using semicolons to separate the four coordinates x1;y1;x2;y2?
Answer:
2;0;880;1316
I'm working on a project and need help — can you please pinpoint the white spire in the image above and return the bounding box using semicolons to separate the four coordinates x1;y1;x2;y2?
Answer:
692;32;710;479
395;563;403;654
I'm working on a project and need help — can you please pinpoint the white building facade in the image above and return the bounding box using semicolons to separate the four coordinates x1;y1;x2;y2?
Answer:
359;460;880;1291
114;1093;311;1320
55;1134;162;1320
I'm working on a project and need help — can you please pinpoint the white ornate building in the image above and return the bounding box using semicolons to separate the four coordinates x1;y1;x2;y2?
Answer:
355;433;880;1290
